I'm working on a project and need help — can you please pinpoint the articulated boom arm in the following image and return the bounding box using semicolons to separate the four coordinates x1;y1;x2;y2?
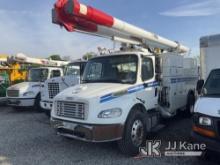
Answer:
12;53;69;67
53;0;189;53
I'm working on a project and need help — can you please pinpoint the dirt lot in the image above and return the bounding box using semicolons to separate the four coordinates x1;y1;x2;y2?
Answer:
0;106;218;165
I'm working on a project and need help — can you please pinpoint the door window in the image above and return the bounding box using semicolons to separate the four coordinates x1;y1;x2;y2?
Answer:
142;57;154;81
51;70;61;78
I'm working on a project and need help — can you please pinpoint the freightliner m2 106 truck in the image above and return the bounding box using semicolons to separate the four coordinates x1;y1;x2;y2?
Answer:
7;53;67;110
50;0;198;156
192;34;220;155
40;61;87;116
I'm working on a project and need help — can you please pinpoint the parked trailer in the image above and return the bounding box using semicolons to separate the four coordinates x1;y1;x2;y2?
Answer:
51;0;198;156
192;34;220;154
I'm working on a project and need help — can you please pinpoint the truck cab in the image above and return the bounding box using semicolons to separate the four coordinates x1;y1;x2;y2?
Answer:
51;50;198;156
7;67;63;109
192;69;220;153
40;61;87;114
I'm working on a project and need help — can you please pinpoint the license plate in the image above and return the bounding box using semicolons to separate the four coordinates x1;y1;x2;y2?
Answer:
9;99;18;104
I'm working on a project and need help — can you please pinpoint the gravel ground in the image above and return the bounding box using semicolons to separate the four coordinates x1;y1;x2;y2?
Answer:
0;106;218;165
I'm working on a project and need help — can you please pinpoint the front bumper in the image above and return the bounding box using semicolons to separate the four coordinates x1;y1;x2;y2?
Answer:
191;131;220;153
40;100;53;110
7;98;35;107
51;118;124;142
192;113;220;153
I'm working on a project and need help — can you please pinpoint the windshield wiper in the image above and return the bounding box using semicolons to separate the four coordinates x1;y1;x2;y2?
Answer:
204;93;220;97
208;93;220;95
82;79;134;84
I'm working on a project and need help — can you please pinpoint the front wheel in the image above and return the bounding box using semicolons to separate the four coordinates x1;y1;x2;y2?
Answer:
118;110;146;156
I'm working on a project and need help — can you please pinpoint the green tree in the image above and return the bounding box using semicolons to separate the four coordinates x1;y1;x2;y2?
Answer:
49;55;62;61
82;52;96;60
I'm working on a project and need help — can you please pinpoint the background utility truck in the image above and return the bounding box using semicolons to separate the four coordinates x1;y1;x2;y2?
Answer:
0;54;28;103
7;53;68;110
41;61;87;116
192;34;220;154
51;0;198;156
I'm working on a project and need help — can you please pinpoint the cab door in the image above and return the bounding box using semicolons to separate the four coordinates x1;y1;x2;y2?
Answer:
137;56;158;110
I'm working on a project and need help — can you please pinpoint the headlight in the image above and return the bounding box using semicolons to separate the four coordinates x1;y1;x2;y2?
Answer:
23;91;35;97
199;117;212;126
98;108;122;118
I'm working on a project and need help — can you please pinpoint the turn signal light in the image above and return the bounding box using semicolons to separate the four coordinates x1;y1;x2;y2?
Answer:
193;125;216;138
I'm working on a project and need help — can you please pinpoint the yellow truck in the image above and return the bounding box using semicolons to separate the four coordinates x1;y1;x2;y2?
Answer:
0;54;27;99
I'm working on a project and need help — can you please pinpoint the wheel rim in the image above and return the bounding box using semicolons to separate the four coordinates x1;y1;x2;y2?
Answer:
131;119;144;147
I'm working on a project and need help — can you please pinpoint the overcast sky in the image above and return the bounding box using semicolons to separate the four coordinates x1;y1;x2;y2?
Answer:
0;0;220;59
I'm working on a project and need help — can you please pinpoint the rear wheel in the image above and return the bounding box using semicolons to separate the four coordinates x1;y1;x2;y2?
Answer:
118;110;146;156
185;93;195;117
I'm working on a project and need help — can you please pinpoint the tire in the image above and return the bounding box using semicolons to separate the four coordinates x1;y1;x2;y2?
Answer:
118;110;146;156
185;93;195;117
34;94;43;112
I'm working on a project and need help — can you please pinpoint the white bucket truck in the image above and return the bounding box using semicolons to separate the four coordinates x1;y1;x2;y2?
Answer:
40;61;87;115
7;53;67;110
192;34;220;154
51;0;198;156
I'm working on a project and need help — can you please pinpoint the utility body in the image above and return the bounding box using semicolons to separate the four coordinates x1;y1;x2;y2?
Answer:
51;0;198;155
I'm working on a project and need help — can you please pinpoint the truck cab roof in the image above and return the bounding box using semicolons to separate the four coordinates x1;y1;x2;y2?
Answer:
90;51;152;60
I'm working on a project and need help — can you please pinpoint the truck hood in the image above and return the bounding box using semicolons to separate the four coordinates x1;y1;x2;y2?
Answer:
46;75;80;87
56;83;132;100
8;82;42;90
195;97;220;117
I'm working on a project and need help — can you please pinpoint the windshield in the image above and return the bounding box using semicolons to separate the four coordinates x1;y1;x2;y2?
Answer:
28;69;49;82
82;55;138;84
203;69;220;96
65;64;80;76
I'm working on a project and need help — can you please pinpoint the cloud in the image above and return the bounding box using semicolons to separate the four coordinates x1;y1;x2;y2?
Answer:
0;8;113;60
160;0;220;17
0;9;35;15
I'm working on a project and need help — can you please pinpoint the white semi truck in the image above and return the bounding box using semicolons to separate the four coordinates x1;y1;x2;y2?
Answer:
40;61;87;115
192;34;220;154
50;0;198;156
7;53;67;110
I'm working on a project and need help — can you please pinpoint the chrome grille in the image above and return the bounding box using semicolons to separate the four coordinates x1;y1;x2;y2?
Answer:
56;101;85;120
7;90;19;97
48;83;60;99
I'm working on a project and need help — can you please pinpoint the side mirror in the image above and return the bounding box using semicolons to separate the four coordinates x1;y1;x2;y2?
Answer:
196;79;204;95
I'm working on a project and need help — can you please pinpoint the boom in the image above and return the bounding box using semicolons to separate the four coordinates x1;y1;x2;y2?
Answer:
52;0;189;53
12;53;69;67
